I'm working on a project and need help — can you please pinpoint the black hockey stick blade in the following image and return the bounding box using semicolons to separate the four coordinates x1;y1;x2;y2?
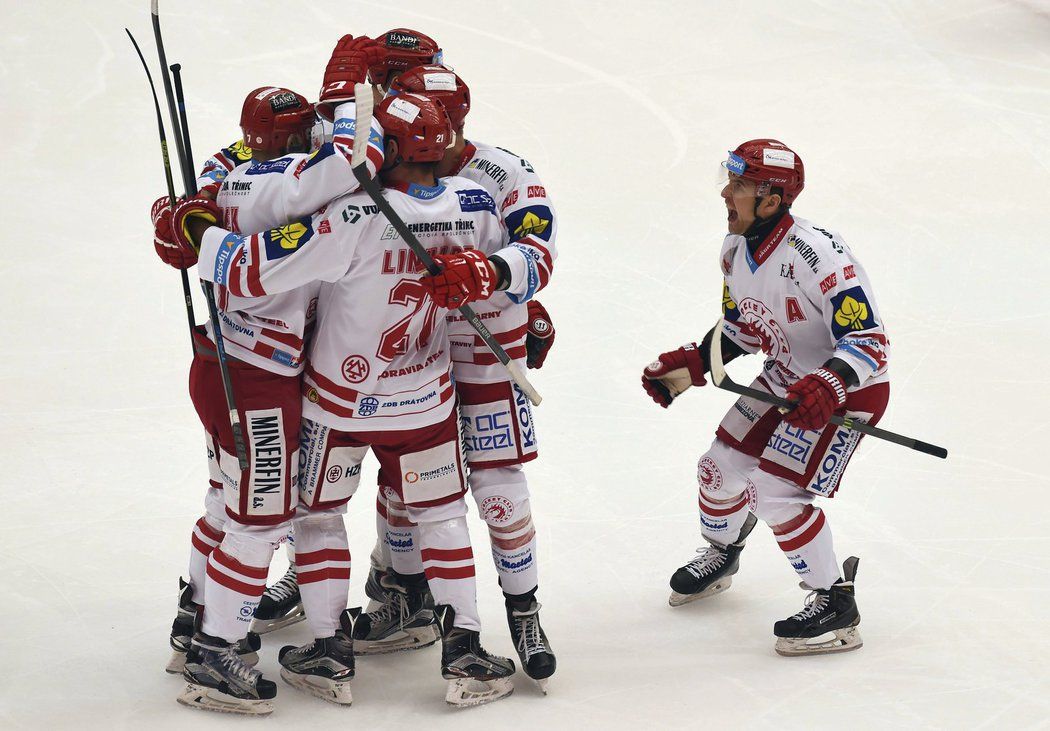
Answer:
348;84;542;406
708;317;947;459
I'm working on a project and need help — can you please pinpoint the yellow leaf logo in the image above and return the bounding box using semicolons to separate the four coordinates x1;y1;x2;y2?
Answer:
834;295;868;330
273;222;307;249
514;211;550;238
230;139;253;161
722;281;737;312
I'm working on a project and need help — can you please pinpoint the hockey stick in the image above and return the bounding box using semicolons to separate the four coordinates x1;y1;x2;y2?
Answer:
348;83;543;406
125;28;196;356
152;1;248;470
707;318;948;459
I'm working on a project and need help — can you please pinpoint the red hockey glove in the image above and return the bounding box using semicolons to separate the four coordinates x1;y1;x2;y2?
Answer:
525;299;555;369
317;35;388;120
170;196;221;254
782;368;847;431
420;250;497;308
150;195;198;269
642;343;707;407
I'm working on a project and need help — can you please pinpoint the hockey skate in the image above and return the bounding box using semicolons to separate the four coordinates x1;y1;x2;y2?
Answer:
438;604;515;708
506;597;556;694
167;579;259;673
251;564;305;634
177;632;277;716
353;569;439;655
669;513;757;606
774;556;863;657
278;609;359;705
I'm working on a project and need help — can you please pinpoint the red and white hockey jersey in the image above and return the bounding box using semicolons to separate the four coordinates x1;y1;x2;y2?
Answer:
200;102;385;375
196;177;506;431
720;214;889;395
444;140;559;383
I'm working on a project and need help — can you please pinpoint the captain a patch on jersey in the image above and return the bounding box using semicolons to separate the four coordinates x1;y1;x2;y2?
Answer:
829;286;876;338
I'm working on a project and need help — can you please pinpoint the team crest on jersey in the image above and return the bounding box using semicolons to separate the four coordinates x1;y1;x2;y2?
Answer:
830;286;876;337
263;220;314;260
737;298;792;367
506;206;552;242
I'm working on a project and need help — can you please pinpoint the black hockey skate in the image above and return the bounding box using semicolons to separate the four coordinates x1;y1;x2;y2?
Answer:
669;512;757;606
167;578;259;674
506;594;556;694
773;556;862;657
251;564;305;634
278;608;359;705
177;631;277;716
353;569;439;655
438;604;515;708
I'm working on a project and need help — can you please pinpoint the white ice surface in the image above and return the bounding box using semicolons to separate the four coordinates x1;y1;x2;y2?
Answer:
3;1;1050;728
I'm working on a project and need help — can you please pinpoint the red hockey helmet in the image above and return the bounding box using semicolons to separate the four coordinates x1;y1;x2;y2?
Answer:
374;92;454;163
388;65;470;129
240;86;316;154
370;28;443;88
723;139;805;205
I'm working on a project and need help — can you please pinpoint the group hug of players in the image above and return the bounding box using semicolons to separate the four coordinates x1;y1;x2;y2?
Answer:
150;23;892;720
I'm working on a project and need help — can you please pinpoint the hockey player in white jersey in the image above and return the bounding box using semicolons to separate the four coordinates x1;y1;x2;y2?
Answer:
356;64;559;689
151;38;388;715
173;91;518;708
641;139;890;656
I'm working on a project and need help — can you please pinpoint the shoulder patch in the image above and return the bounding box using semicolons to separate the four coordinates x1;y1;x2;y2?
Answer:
829;286;876;337
505;205;553;242
227;139;253;162
263;220;314;260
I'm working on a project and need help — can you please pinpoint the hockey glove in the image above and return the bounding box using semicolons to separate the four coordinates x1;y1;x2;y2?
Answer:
317;35;388;120
525;299;555;369
170;196;221;254
782;368;847;431
642;343;706;407
420;250;497;308
150;195;198;270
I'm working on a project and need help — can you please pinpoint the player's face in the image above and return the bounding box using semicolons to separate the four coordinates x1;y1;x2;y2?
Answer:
722;174;758;234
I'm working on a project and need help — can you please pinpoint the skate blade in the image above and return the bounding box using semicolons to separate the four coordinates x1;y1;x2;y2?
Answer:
775;626;863;657
534;677;550;695
279;667;353;705
251;604;306;634
668;576;733;607
176;683;274;716
445;677;514;708
354;624;440;656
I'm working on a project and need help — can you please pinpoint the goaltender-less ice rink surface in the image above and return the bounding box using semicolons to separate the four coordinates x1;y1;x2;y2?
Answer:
4;0;1049;728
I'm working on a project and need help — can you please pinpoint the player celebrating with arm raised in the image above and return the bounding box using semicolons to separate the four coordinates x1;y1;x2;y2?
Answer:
641;140;890;656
